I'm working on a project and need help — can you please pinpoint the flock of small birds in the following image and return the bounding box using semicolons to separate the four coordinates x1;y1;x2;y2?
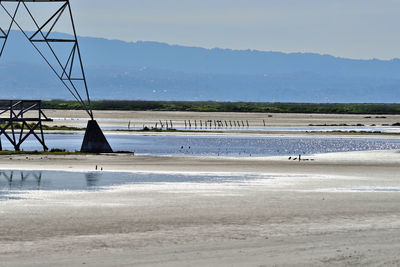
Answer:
178;145;257;157
176;146;316;159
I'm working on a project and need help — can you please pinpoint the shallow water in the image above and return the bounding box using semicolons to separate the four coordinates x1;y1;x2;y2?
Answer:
110;126;400;133
0;170;270;200
2;134;400;157
347;188;400;192
52;118;400;133
0;170;257;190
2;169;399;201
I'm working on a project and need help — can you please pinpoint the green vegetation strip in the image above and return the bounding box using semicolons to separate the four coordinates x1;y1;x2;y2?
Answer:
0;150;91;155
42;100;400;114
0;149;133;155
0;123;81;131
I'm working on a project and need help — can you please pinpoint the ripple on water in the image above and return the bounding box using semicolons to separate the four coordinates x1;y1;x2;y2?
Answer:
1;134;400;157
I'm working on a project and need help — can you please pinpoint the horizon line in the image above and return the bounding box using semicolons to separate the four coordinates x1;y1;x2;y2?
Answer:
8;29;400;62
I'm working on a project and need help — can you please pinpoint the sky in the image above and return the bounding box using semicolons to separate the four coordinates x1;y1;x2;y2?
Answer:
3;0;400;60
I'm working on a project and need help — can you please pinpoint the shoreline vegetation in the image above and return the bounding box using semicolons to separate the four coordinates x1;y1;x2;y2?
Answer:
0;123;82;131
0;149;133;155
0;149;87;155
42;100;400;114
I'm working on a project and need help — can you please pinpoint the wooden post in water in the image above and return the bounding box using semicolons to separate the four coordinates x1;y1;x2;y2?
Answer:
185;120;187;129
189;120;192;129
200;120;202;129
170;120;173;128
195;120;197;129
246;120;249;127
263;120;266;127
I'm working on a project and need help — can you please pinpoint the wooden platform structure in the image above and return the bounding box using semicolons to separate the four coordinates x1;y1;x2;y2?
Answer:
0;100;52;151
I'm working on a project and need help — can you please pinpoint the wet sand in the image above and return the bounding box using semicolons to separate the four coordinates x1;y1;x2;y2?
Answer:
1;150;400;266
43;109;400;129
1;108;400;266
0;150;400;175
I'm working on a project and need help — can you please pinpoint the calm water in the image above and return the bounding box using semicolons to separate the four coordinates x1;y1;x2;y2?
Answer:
1;134;400;157
2;170;399;201
52;118;400;133
0;170;268;200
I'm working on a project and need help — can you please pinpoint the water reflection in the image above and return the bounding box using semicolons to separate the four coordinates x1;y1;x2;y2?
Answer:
0;170;107;192
0;171;42;190
0;170;268;195
85;172;102;188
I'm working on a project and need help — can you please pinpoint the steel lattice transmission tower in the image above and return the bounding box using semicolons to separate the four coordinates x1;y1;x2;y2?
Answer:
0;0;112;153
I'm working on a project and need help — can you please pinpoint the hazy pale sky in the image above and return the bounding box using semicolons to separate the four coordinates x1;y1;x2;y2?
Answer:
4;0;400;59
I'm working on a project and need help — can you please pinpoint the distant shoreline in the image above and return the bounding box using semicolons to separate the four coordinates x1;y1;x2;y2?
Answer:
40;100;400;115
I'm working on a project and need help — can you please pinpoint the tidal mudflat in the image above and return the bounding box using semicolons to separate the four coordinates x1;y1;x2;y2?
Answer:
0;149;400;266
44;110;400;129
1;111;400;266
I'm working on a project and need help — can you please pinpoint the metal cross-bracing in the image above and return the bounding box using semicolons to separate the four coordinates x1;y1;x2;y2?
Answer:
0;100;53;151
0;0;93;119
0;0;113;153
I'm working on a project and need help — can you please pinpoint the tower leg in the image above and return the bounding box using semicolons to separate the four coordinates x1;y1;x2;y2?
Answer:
81;120;113;153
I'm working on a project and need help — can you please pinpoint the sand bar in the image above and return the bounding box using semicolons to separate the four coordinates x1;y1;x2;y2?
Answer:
0;150;399;175
42;109;400;128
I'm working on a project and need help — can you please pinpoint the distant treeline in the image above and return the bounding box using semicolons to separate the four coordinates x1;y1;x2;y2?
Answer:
42;100;400;114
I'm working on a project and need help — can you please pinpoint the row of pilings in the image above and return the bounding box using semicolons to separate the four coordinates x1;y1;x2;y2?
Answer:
128;119;271;130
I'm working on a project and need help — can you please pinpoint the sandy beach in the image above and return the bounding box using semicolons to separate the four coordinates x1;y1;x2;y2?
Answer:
1;149;400;266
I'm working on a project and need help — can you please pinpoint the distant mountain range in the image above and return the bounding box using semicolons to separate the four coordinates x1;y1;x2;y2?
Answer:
1;30;400;102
